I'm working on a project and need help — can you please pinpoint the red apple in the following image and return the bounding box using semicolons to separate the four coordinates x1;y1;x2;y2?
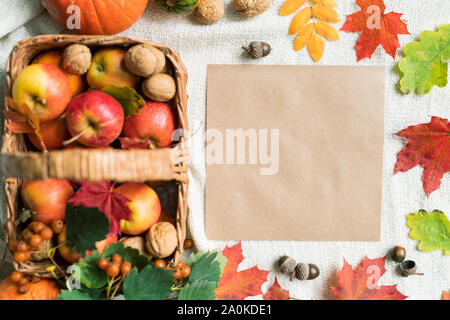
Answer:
27;117;70;151
65;90;124;147
12;64;72;122
21;179;74;224
115;182;161;235
122;101;176;148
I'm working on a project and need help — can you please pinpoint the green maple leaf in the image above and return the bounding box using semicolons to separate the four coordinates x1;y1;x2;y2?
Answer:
101;86;145;119
72;251;108;289
406;209;450;256
102;242;150;270
399;24;450;95
178;280;217;300
123;265;173;300
66;204;110;254
188;252;222;283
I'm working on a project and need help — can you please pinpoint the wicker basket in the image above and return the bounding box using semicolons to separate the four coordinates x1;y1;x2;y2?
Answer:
1;35;189;278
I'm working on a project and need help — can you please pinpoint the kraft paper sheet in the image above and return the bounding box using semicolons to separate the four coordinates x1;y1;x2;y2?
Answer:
206;65;385;241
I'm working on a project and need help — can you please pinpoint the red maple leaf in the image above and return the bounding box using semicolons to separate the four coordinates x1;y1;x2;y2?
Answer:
394;117;450;197
331;256;407;300
263;278;297;300
69;181;131;237
215;243;269;300
443;291;450;300
340;0;409;61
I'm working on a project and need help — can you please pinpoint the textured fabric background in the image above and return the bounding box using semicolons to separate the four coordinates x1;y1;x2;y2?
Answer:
0;0;449;299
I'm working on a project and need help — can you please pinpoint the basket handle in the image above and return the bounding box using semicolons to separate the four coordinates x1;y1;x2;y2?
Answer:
1;145;189;182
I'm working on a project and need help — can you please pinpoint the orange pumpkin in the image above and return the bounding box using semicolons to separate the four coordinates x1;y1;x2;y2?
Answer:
0;277;60;300
42;0;148;35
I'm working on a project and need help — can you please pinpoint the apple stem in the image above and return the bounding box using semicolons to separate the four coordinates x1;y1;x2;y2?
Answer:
62;130;86;146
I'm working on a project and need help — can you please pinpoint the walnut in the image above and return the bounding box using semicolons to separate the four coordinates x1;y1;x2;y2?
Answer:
193;0;224;25
142;73;176;102
62;44;92;75
147;46;166;74
125;44;157;77
234;0;270;17
145;222;178;258
119;236;152;259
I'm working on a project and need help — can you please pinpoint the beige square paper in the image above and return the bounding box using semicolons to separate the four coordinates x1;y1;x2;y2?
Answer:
206;65;385;241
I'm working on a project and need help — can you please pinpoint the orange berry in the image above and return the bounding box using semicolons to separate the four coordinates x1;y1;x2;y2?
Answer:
10;271;23;283
51;220;64;234
173;267;182;280
181;265;191;278
111;254;122;264
184;239;194;249
8;239;19;252
14;252;28;263
98;258;110;270
106;263;120;277
120;261;132;275
30;234;43;248
19;277;29;286
29;221;45;234
154;259;167;269
17;285;30;295
40;227;53;241
16;241;29;253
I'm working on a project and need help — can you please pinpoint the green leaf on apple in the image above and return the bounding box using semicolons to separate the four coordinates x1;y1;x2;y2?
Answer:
72;251;108;289
187;252;223;283
178;280;218;300
123;264;173;300
102;242;150;270
101;86;145;119
65;203;110;254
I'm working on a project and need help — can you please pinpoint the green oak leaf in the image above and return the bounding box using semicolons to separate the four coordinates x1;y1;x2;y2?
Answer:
406;209;450;256
123;265;173;300
188;252;222;283
73;251;108;289
178;280;217;300
186;250;227;274
66;204;110;254
101;86;145;119
399;24;450;95
102;242;150;270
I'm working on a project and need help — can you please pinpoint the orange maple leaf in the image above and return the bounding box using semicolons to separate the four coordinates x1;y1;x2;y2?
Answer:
215;243;269;300
394;117;450;197
443;291;450;300
331;256;407;300
340;0;409;61
263;278;297;300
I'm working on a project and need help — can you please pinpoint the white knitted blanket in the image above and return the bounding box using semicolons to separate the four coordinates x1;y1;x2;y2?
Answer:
0;0;449;299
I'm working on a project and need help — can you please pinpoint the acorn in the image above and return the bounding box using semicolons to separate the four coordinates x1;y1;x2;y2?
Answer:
307;264;320;280
278;255;296;277
242;41;271;59
391;246;406;263
398;260;423;277
294;263;309;280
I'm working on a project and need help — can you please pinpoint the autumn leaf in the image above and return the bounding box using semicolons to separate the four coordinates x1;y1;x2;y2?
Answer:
340;0;409;61
280;0;339;62
119;137;152;150
406;209;450;256
399;24;450;95
215;243;269;300
331;256;407;300
394;117;450;197
263;278;296;300
443;291;450;300
69;181;131;237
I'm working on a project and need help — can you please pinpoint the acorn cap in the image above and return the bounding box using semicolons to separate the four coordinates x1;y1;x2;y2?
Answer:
294;263;309;280
278;255;296;276
399;260;417;277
